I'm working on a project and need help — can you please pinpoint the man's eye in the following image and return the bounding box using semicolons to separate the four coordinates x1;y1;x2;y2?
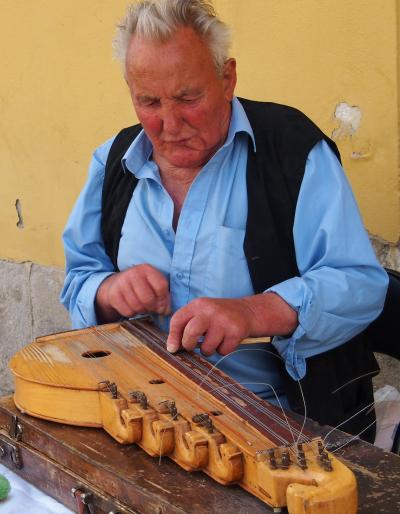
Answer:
180;97;199;104
139;99;160;107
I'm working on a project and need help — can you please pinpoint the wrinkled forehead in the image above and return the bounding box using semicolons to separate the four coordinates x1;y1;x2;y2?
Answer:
125;26;214;76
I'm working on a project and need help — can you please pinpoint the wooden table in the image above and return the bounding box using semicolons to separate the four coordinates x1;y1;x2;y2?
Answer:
0;396;399;513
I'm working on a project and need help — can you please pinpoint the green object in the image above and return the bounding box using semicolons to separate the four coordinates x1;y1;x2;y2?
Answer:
0;474;11;500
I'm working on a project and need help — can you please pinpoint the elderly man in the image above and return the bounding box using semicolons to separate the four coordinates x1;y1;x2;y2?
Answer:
61;0;387;441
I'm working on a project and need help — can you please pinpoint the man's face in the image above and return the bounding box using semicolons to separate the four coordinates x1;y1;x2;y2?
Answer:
125;27;236;170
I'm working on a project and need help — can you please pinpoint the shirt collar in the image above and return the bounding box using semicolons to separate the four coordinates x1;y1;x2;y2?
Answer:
225;96;256;151
122;96;256;177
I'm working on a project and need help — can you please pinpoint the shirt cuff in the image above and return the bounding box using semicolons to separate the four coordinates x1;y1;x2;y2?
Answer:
265;276;321;380
73;271;115;328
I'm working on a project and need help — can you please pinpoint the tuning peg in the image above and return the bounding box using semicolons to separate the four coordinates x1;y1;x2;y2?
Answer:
296;443;307;469
192;413;214;433
159;400;179;420
280;449;291;469
266;448;278;470
98;380;118;398
128;391;149;409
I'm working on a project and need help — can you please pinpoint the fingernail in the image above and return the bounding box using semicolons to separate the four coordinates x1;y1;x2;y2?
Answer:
157;301;171;316
167;343;178;353
166;337;178;353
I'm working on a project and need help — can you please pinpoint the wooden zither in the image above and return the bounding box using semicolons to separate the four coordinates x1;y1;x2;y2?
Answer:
9;319;357;514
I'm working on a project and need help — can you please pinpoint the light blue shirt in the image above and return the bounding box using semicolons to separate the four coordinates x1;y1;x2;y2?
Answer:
61;97;388;401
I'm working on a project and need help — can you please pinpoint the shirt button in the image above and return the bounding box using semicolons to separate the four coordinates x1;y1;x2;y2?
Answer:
176;272;183;280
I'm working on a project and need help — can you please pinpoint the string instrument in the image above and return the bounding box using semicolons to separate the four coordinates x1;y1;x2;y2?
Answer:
9;319;357;514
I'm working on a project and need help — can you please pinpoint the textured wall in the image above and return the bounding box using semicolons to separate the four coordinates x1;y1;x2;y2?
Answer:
0;261;70;396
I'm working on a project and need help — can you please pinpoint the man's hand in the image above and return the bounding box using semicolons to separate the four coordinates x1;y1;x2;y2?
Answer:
95;264;170;323
166;293;298;356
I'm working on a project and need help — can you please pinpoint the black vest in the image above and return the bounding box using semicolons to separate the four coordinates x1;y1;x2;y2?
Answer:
101;99;378;441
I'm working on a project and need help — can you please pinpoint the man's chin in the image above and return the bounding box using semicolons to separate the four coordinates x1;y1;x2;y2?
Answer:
160;149;210;170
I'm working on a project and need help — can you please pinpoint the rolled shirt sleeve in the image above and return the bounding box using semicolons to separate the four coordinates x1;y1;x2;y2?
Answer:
268;140;388;380
60;137;116;328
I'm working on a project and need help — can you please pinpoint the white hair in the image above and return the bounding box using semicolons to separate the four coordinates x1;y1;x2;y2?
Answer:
113;0;232;75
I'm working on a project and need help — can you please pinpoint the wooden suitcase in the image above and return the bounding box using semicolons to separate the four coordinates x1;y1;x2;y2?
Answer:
2;394;400;514
1;395;400;514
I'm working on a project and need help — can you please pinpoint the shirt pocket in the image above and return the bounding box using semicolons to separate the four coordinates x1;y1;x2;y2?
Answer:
205;225;254;298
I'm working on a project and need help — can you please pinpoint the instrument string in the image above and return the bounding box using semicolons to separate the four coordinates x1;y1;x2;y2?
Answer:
295;377;308;447
320;367;386;453
331;370;380;394
185;351;317;458
322;400;376;446
202;381;298;452
89;326;382;463
94;326;290;444
179;347;307;445
90;325;317;460
329;419;377;454
89;327;151;396
187;359;307;449
188;348;300;423
96;324;379;460
25;324;318;465
126;324;308;447
26;326;304;452
24;323;377;467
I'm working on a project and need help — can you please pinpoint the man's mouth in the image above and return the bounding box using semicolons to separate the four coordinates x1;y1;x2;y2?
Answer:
164;138;189;144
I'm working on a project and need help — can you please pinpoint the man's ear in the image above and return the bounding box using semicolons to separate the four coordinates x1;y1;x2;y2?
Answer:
222;58;237;101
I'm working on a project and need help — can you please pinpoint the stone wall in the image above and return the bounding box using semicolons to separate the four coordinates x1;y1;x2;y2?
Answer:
371;236;400;271
0;260;70;396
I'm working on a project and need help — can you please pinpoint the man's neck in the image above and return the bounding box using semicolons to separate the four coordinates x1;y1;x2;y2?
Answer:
154;161;199;231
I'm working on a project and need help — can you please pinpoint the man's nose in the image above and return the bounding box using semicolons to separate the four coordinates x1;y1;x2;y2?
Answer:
161;105;182;136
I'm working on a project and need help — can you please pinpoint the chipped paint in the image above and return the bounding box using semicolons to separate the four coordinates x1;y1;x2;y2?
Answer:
332;102;362;139
15;199;24;229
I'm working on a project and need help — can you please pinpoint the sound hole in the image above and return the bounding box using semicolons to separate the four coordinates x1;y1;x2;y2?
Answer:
82;350;111;359
149;379;165;384
210;411;223;416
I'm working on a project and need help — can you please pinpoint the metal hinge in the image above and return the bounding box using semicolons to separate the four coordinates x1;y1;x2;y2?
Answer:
71;487;124;514
0;439;23;470
9;443;23;469
71;487;96;514
9;415;23;441
0;415;23;470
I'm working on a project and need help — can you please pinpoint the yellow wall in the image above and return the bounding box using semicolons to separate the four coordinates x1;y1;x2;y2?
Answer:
1;0;399;267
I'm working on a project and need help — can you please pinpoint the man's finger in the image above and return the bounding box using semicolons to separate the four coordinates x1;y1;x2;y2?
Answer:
113;291;141;318
145;269;171;314
156;295;172;315
167;306;194;353
118;286;143;314
181;315;209;352
214;336;241;356
131;274;159;311
200;325;225;356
